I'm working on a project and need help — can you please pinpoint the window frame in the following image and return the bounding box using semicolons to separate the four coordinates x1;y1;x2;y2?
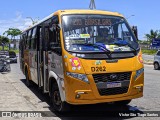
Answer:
61;14;139;53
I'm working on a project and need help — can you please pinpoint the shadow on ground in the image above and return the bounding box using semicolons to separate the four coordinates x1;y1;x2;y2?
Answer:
21;79;143;120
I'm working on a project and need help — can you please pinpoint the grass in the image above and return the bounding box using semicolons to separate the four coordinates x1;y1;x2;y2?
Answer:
0;46;19;53
141;49;157;55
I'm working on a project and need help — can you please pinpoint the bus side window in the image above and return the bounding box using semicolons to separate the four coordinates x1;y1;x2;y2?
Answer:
21;34;25;49
43;19;52;51
31;27;37;50
49;16;62;55
23;33;27;49
44;26;50;50
19;35;22;50
39;27;42;50
36;26;42;51
20;34;25;57
27;30;32;50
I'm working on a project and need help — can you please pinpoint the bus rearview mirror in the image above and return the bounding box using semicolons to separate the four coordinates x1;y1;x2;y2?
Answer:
132;26;138;40
50;24;61;32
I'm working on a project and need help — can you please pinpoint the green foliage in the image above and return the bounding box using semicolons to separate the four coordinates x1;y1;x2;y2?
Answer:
0;46;9;51
0;46;19;53
141;49;157;55
3;28;22;40
145;29;160;43
9;50;19;54
3;28;22;50
0;36;10;44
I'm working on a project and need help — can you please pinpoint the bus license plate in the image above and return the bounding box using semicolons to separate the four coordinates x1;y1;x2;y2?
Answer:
106;82;121;88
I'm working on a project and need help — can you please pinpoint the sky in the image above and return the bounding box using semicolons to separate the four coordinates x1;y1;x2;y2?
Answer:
0;0;160;40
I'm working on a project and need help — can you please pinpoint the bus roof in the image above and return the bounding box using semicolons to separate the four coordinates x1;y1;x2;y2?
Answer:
22;9;124;33
56;9;123;17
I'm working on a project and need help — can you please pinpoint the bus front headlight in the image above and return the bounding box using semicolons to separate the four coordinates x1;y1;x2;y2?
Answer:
66;72;89;83
135;68;144;80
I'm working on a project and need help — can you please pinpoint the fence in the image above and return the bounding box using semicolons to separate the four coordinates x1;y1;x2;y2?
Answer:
139;43;160;50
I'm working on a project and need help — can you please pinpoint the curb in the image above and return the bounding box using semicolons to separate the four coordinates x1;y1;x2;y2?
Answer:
144;62;153;65
143;60;153;65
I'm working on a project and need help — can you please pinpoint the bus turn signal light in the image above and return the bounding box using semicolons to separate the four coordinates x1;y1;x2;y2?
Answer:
138;54;143;63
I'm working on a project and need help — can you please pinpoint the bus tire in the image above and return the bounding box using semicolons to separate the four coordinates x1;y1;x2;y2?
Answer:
25;69;31;87
115;99;132;105
51;83;70;112
154;62;160;70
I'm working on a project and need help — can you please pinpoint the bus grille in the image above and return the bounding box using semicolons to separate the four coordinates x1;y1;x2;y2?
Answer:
93;72;131;83
98;87;129;96
92;72;131;96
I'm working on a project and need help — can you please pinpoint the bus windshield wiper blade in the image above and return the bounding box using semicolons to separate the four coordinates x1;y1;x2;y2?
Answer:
87;44;111;54
86;44;112;58
93;44;111;54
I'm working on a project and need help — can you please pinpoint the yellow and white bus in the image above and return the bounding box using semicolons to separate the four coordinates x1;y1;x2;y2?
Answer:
19;9;144;112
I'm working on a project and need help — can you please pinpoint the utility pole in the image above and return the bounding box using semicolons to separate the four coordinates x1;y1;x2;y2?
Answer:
126;15;135;20
26;17;39;25
89;0;96;9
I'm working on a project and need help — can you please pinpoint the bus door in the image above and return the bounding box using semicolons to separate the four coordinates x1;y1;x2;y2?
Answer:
42;50;49;93
37;26;42;88
38;22;50;93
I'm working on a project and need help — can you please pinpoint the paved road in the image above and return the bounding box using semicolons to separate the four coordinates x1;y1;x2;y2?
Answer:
0;62;160;119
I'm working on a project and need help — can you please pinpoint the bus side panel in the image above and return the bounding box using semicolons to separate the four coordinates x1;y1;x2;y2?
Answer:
19;39;23;73
29;50;38;84
23;50;32;79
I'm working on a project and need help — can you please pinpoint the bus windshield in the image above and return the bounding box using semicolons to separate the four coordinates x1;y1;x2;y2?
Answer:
62;15;139;53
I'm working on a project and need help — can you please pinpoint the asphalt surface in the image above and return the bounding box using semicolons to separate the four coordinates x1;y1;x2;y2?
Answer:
0;61;160;120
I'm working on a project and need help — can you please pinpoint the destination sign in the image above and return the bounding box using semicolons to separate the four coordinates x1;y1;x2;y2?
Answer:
71;18;112;26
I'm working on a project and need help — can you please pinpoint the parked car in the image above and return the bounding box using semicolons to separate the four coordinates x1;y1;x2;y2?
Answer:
0;51;11;72
9;51;17;63
154;50;160;70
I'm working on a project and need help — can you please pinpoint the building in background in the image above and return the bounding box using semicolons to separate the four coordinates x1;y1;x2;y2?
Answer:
10;39;19;49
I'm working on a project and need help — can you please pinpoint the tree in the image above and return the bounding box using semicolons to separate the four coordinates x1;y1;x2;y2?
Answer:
0;36;10;50
145;29;160;43
3;28;22;39
3;28;22;49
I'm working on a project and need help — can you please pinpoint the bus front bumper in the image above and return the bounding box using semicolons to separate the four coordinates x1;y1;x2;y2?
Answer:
67;87;143;105
65;73;144;105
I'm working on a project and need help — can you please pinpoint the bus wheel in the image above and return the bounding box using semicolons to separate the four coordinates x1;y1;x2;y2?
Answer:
154;62;160;70
25;70;31;87
115;100;132;105
51;84;70;112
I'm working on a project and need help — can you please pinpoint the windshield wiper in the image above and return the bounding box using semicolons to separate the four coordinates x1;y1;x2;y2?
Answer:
85;44;112;58
90;44;111;54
